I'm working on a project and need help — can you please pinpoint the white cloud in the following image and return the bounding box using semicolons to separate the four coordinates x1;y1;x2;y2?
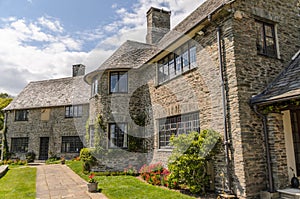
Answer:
38;16;64;33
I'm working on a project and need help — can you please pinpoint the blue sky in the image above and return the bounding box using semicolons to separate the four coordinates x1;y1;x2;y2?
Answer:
0;0;205;95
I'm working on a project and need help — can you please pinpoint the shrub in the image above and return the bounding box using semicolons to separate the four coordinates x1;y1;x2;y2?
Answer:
124;165;138;176
26;151;36;163
80;148;97;174
167;129;221;194
45;156;60;164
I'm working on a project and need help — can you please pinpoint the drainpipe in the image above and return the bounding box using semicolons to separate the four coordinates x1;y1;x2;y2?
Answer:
217;26;232;193
253;105;275;193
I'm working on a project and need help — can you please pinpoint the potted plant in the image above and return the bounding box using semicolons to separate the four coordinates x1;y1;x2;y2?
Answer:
87;173;98;192
61;156;65;164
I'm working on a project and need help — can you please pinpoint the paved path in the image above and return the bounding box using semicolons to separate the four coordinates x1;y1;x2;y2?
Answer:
34;163;108;199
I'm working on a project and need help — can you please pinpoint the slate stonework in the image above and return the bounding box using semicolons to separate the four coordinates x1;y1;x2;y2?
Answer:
6;105;89;159
86;0;300;198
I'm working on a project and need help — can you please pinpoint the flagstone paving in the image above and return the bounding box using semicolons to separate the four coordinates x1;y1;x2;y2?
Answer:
34;163;108;199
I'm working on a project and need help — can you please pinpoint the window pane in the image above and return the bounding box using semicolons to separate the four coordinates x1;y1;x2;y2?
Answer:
110;72;119;93
265;24;274;37
182;45;189;72
256;22;264;54
78;106;83;117
163;63;169;81
119;72;128;92
69;107;73;117
168;54;176;78
74;106;78;117
158;64;164;83
189;46;196;68
266;37;276;57
175;51;182;75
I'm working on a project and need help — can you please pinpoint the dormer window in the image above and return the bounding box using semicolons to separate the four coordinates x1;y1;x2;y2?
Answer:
158;40;197;84
109;71;128;93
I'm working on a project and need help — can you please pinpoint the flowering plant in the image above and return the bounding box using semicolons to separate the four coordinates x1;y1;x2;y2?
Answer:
88;173;96;183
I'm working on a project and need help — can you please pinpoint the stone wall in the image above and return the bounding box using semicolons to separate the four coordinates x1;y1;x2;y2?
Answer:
87;0;299;198
267;113;289;190
6;105;89;159
231;0;300;198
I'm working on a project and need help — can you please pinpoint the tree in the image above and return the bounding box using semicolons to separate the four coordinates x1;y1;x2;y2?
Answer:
0;93;12;161
0;93;13;130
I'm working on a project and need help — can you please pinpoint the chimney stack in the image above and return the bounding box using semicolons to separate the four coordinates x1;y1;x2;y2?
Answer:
72;64;85;77
146;7;171;44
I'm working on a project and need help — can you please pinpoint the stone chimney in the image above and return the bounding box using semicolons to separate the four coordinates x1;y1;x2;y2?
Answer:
146;7;171;44
72;64;85;77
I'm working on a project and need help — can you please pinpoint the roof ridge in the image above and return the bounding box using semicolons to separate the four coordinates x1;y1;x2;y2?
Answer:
29;76;82;84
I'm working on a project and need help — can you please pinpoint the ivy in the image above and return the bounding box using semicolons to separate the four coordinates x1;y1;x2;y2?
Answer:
94;114;106;154
167;129;221;194
85;118;90;146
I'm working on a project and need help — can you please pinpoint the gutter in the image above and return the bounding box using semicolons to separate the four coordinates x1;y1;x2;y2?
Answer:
253;105;275;193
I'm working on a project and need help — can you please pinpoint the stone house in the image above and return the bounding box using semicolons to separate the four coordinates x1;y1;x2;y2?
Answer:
4;64;89;160
84;0;300;199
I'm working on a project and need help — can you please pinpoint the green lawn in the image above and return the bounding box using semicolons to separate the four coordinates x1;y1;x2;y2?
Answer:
0;165;36;199
67;161;195;199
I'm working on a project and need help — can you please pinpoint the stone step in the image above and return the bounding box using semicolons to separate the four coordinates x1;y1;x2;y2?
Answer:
278;188;300;199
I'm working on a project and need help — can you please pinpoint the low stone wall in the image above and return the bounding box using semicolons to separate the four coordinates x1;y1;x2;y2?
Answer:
0;165;9;178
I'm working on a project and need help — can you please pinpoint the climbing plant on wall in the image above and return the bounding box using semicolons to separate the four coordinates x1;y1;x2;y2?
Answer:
94;114;106;154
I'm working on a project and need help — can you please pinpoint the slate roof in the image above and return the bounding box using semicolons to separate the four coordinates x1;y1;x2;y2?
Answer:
4;76;90;110
85;0;233;84
157;0;228;50
251;50;300;105
85;40;158;84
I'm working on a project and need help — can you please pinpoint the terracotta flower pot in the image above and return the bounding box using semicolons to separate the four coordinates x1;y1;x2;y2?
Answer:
87;182;98;192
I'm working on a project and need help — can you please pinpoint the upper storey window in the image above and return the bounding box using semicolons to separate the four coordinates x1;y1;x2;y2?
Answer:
65;105;83;118
110;71;128;93
91;77;98;96
15;110;28;121
255;20;277;58
158;40;197;84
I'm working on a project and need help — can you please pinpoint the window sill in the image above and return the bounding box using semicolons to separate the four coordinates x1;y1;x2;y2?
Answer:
257;53;283;61
155;66;198;88
157;148;173;152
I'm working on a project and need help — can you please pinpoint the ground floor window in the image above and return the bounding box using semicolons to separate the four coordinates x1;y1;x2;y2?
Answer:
61;136;83;153
11;137;29;153
109;123;128;149
159;112;200;149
